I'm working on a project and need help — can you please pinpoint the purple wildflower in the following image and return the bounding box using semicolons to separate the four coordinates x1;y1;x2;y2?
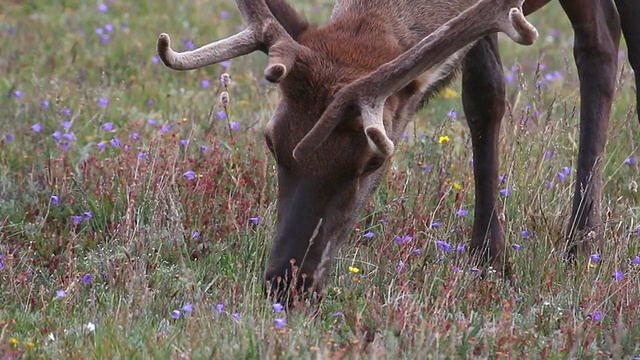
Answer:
52;131;62;141
590;253;601;263
42;100;50;108
183;303;193;313
50;195;59;204
613;270;623;281
192;231;200;239
456;208;467;217
521;229;530;238
216;303;224;313
180;139;190;147
421;164;432;172
63;133;75;142
63;108;71;117
103;122;113;131
431;221;441;228
589;310;603;322
105;23;114;32
471;267;481;275
201;80;210;88
31;123;42;133
220;10;229;19
171;310;181;319
511;243;522;251
448;110;457;119
363;231;374;239
274;318;286;329
456;244;466;252
273;303;284;313
82;274;93;284
5;134;14;143
83;211;93;220
499;188;511;197
131;132;140;140
138;152;148;160
183;170;196;180
414;248;421;255
56;289;67;299
250;216;261;225
233;312;241;322
152;56;159;64
436;240;452;252
109;138;120;147
71;216;83;225
625;157;634;165
98;98;109;108
545;151;553;159
98;3;108;12
216;111;227;120
14;90;23;99
62;121;72;130
396;260;405;273
230;122;239;132
97;142;107;152
146;99;154;106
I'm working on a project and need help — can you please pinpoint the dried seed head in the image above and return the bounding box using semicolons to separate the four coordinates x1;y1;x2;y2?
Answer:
220;91;229;106
629;180;638;193
220;73;230;87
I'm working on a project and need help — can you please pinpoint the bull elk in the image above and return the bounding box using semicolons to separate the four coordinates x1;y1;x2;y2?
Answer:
157;0;640;302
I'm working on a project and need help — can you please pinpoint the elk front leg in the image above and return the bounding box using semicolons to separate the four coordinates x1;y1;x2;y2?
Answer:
560;0;621;258
461;35;510;277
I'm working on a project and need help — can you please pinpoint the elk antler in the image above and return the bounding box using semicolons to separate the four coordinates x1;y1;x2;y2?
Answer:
157;0;302;83
292;0;538;160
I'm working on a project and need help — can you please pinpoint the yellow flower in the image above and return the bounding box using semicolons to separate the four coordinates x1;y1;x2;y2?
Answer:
453;182;463;191
26;341;35;349
9;338;18;347
443;88;460;99
588;261;596;269
438;135;450;144
348;266;360;274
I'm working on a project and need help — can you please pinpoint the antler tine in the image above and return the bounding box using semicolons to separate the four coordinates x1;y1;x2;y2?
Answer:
292;0;538;160
157;0;301;83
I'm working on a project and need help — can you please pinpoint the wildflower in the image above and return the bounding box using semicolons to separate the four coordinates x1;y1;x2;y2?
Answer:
274;318;287;329
216;303;224;313
499;187;511;197
26;341;35;349
471;267;481;275
56;289;67;299
152;56;159;64
146;99;154;106
625;157;634;165
83;211;93;220
109;138;120;147
103;122;114;131
220;10;229;20
363;231;374;239
431;221;441;228
82;274;93;284
230;122;239;131
456;208;467;217
86;322;96;332
70;216;83;225
414;248;421;255
63;108;71;117
396;261;405;273
453;182;463;191
232;312;241;322
98;3;108;12
131;132;140;141
98;98;109;108
545;151;553;159
63;133;75;142
448;110;457;119
14;90;22;99
50;195;59;204
184;39;196;50
443;88;459;99
180;139;190;147
590;253;601;263
52;131;62;141
589;310;603;322
201;80;210;88
216;111;227;120
221;60;231;68
5;134;13;143
613;270;623;281
9;338;18;347
521;229;530;238
31;123;42;132
453;266;461;272
183;303;193;313
456;244;466;252
333;311;344;317
348;266;360;274
250;216;261;225
633;256;640;265
105;23;114;32
171;310;181;319
220;92;229;105
438;135;450;144
504;72;514;83
62;121;72;129
42;100;50;108
436;240;452;252
421;164;432;172
183;170;196;180
192;231;200;239
272;303;284;313
95;27;104;35
511;243;522;251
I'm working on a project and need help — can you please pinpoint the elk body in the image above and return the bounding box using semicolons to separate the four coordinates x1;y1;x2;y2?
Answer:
158;0;640;302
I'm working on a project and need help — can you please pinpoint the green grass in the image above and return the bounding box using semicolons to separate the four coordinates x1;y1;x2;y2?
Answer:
1;0;639;358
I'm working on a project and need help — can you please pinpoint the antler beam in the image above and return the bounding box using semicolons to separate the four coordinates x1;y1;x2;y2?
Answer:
157;0;302;83
292;0;538;160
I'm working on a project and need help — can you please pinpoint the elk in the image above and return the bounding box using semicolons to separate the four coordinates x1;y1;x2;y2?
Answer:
157;0;639;302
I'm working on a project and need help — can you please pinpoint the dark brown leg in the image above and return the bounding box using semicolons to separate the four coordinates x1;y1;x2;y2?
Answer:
461;35;509;276
615;0;640;121
560;0;621;257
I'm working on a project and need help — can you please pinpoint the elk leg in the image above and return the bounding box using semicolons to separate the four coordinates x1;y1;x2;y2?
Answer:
461;34;509;276
560;0;621;258
615;0;640;121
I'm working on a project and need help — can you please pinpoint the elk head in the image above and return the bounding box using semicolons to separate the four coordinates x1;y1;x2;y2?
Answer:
157;0;538;303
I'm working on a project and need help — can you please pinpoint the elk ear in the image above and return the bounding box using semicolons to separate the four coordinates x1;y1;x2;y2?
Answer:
266;0;309;40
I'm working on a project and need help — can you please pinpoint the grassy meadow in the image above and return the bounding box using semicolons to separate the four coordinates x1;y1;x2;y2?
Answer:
1;0;639;358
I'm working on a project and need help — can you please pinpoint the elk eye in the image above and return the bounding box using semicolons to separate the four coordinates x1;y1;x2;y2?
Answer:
364;157;385;173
